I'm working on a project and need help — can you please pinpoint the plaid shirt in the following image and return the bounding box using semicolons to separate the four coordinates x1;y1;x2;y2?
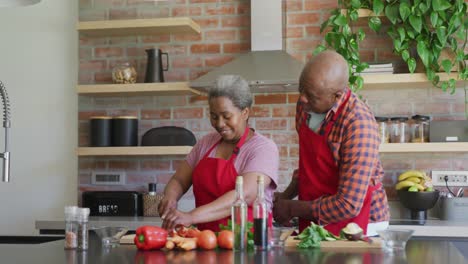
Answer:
295;88;390;224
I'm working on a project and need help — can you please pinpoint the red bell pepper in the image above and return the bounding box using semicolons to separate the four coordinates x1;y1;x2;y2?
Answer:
134;226;167;250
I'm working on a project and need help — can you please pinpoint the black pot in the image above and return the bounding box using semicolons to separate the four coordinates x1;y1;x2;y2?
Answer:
89;116;112;147
112;116;138;146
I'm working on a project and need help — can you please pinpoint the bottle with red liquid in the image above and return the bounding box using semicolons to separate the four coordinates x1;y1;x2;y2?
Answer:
253;175;268;250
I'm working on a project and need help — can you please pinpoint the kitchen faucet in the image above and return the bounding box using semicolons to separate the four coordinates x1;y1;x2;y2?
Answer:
0;81;10;182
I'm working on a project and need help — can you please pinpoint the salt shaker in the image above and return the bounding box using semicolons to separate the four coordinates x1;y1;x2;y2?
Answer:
76;207;90;251
64;206;78;249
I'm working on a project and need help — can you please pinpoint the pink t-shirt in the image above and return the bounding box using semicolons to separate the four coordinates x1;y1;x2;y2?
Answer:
186;131;279;210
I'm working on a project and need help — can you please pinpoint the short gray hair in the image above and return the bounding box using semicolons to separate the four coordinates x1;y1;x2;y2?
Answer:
208;75;253;110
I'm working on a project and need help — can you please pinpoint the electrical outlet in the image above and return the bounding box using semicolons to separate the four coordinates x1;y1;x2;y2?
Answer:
432;170;468;186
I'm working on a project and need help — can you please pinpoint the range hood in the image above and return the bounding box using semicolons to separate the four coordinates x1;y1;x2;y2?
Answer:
190;0;304;91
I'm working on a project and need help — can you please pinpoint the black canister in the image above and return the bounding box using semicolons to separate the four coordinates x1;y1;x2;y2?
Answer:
89;116;112;147
112;116;138;146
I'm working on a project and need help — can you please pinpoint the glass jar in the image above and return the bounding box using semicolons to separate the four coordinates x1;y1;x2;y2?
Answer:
64;206;78;250
390;117;410;143
375;116;390;144
112;62;137;84
76;208;90;251
411;115;430;143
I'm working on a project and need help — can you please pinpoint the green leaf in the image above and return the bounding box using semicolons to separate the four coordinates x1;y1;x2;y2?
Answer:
441;81;448;92
417;41;430;66
385;4;399;24
313;45;327;55
432;0;451;11
355;76;364;92
320;17;332;33
441;59;453;73
369;17;382;32
334;14;348;26
350;0;361;9
430;12;439;27
402;49;410;61
397;27;406;42
373;0;384;15
357;29;365;41
393;38;402;52
349;9;359;21
436;26;447;45
419;2;429;13
409;15;422;32
399;2;411;21
407;29;415;39
408;58;417;73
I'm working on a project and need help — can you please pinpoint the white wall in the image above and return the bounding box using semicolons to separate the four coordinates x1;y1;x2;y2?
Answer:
0;0;77;235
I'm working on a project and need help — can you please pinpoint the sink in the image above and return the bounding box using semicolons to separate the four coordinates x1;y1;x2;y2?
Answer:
0;236;63;244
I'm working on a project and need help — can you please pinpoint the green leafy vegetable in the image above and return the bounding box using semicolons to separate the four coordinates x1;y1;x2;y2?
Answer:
297;222;341;249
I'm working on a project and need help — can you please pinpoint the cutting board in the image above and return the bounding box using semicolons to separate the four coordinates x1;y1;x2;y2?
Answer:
120;234;136;244
285;236;382;249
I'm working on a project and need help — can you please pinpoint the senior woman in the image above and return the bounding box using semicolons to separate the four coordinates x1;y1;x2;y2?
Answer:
158;75;279;231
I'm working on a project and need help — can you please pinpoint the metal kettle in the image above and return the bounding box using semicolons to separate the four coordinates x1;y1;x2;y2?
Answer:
144;48;169;83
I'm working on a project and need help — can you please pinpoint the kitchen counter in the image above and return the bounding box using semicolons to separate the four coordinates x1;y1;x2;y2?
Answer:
0;234;466;264
36;217;468;237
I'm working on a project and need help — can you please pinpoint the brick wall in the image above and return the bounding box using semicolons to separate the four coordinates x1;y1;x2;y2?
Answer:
78;0;468;208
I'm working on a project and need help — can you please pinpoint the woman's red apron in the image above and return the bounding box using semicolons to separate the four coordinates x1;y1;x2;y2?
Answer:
298;90;380;236
192;126;272;232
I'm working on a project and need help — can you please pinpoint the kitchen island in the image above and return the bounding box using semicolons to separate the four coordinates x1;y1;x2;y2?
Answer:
1;234;466;264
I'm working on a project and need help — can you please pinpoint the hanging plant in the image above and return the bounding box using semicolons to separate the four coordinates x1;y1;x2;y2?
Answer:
316;0;468;94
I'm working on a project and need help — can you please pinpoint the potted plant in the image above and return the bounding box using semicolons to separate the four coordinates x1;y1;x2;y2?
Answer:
315;0;468;94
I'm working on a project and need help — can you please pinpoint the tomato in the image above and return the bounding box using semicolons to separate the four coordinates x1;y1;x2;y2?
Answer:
197;230;218;250
217;230;234;250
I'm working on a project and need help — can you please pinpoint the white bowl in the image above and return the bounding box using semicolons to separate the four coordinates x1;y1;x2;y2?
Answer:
269;226;295;248
377;228;414;251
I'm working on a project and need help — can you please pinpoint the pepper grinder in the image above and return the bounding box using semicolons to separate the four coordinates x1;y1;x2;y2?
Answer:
143;183;164;217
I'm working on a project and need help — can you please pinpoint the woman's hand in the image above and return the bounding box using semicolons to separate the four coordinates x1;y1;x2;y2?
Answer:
158;197;178;219
161;208;194;230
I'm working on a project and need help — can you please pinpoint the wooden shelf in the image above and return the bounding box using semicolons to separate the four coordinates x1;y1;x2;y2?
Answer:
77;146;193;157
77;82;203;96
379;142;468;153
362;73;465;89
77;17;201;37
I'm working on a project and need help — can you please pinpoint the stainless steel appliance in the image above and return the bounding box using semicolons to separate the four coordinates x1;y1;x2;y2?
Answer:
430;120;468;142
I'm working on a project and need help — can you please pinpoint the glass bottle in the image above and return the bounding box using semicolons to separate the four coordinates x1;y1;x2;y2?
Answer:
231;176;247;251
253;175;268;251
76;207;90;251
143;182;164;216
64;206;78;250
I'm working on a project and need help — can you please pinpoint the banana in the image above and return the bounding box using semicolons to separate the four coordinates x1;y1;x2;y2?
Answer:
414;183;425;191
395;180;416;190
405;177;422;183
398;170;425;181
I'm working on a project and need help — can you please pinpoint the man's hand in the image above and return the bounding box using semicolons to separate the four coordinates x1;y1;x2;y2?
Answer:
273;198;293;226
161;208;194;230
